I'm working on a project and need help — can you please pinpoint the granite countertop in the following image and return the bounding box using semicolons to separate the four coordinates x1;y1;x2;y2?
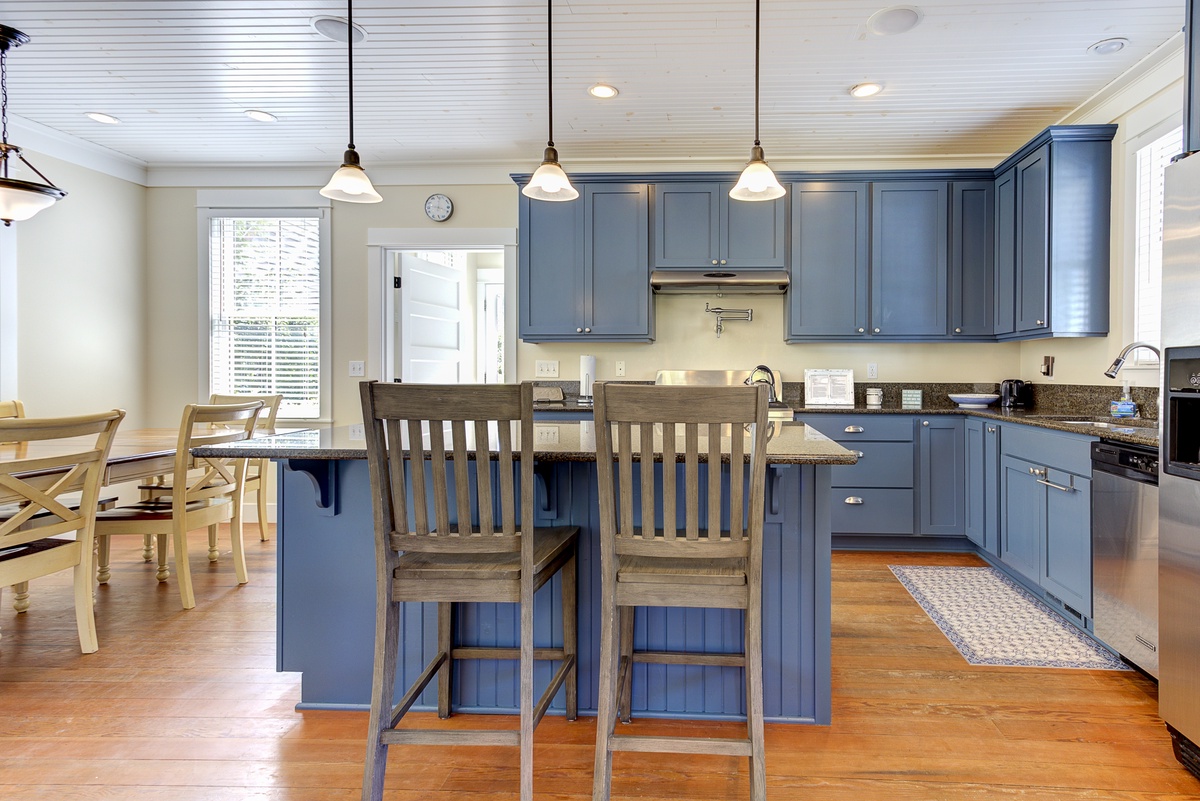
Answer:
193;421;858;466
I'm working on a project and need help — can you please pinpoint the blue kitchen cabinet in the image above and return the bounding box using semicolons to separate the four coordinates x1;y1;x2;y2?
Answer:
950;181;995;338
992;126;1114;340
519;182;653;342
652;182;786;270
1000;453;1045;580
786;182;870;340
870;181;949;337
964;418;1002;553
917;416;965;535
1042;469;1092;618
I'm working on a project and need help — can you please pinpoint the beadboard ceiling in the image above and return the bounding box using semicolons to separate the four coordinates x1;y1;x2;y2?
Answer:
0;1;1185;169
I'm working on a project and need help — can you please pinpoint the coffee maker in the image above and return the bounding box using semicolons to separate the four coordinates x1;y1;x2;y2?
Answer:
999;379;1031;408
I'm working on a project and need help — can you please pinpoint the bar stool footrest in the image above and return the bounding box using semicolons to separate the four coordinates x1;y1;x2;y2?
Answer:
609;733;752;757
381;729;521;747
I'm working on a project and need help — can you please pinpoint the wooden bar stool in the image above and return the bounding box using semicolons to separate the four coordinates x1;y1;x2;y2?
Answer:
591;382;770;801
359;380;579;801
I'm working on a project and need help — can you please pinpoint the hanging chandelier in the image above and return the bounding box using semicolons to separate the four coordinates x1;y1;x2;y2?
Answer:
729;0;785;202
320;0;382;203
0;25;67;226
521;0;578;202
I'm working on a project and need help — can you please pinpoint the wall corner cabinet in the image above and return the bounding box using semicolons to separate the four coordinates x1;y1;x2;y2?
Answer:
513;124;1113;344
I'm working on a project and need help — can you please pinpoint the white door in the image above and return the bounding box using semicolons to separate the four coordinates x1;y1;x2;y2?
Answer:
397;252;468;383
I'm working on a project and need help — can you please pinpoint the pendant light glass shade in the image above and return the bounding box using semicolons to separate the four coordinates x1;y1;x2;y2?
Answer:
0;26;67;226
320;2;382;204
522;146;579;201
730;0;785;203
522;0;577;202
729;145;785;201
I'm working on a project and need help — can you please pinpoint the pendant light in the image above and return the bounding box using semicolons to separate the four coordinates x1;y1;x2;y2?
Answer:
521;0;578;202
320;0;382;204
0;26;67;226
729;0;785;202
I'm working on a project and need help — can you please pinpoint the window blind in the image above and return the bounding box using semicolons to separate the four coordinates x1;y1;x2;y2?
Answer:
209;216;322;418
1133;125;1182;360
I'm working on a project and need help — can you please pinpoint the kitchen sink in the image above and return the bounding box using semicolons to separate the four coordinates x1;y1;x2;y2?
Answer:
1024;414;1157;428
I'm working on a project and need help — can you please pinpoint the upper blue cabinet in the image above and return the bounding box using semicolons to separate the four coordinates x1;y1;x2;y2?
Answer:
787;182;870;339
993;126;1114;340
870;181;949;338
652;182;787;270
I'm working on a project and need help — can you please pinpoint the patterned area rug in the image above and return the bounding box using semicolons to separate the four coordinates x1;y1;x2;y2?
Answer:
889;565;1129;670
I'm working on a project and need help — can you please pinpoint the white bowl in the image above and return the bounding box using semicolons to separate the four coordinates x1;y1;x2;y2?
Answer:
948;393;1000;408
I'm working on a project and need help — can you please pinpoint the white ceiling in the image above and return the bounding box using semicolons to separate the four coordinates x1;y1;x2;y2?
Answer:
0;1;1185;170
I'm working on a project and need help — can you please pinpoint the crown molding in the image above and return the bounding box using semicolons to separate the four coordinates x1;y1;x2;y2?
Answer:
9;114;148;185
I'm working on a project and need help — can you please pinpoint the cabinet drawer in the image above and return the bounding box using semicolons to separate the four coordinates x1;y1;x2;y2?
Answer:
831;442;914;488
1001;422;1093;476
796;414;914;442
830;489;915;534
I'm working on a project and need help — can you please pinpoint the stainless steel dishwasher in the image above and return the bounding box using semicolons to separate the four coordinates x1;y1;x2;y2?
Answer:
1091;440;1159;677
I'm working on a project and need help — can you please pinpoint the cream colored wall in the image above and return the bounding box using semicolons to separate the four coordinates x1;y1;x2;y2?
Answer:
15;152;147;424
1018;48;1184;389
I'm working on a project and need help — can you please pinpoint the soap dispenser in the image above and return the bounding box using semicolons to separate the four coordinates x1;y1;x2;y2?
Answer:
1110;380;1137;418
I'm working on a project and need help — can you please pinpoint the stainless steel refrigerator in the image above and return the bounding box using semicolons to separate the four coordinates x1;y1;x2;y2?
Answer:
1159;150;1200;778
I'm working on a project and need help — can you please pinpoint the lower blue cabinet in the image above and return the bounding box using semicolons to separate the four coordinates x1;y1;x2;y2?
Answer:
917;416;965;535
965;419;1002;553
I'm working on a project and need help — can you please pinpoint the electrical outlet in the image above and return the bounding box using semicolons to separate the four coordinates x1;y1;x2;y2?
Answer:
533;424;559;445
615;360;626;377
535;360;559;378
348;424;365;440
867;363;878;379
348;360;365;377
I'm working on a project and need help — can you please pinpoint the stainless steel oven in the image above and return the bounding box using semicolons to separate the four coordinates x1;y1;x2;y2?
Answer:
1091;440;1159;677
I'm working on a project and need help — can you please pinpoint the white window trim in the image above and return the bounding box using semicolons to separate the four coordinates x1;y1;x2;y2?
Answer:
197;203;333;422
1121;114;1182;376
365;228;517;384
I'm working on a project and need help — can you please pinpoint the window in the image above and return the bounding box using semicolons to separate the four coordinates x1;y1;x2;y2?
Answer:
1132;124;1182;363
204;209;330;420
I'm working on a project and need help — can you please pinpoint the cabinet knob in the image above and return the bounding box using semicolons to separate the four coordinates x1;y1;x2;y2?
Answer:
1037;319;1045;326
584;327;592;333
844;496;864;505
576;327;583;333
720;259;727;265
857;327;865;333
954;327;962;333
874;327;881;333
922;420;930;427
855;450;865;458
712;260;719;265
987;426;997;433
844;425;865;433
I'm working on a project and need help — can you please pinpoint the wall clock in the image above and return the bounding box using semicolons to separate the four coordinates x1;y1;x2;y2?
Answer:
424;193;453;222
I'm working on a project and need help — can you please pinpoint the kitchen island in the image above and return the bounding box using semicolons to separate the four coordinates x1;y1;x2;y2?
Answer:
198;421;854;724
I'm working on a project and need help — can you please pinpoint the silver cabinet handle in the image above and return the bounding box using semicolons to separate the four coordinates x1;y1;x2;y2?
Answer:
874;327;881;333
1028;466;1046;477
712;260;719;265
720;259;727;265
857;327;865;333
954;327;962;333
584;327;592;333
922;420;930;427
1036;319;1045;326
987;426;997;433
844;496;864;505
855;450;865;458
576;327;583;333
844;425;864;433
1037;477;1076;493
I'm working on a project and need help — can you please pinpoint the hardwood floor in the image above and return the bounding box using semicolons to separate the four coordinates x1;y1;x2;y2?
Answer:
1;531;1196;800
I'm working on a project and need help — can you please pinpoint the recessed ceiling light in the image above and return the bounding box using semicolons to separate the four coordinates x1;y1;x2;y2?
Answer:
588;83;619;99
866;6;923;36
1088;37;1129;56
311;15;367;43
244;109;278;123
849;82;884;98
84;112;120;125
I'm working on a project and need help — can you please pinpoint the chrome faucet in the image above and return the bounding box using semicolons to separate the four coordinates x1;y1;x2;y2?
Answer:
1104;341;1161;378
744;364;777;403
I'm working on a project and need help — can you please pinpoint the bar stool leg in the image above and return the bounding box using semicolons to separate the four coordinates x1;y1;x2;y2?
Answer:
437;602;453;719
592;581;619;801
562;549;578;720
746;597;766;801
618;606;635;724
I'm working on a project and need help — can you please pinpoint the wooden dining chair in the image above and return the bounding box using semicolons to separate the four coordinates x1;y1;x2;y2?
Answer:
93;400;262;609
0;399;25;420
591;382;771;801
359;380;579;801
0;409;126;653
209;393;283;541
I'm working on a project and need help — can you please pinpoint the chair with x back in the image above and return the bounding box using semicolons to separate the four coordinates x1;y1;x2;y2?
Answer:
0;409;125;652
590;381;771;801
358;380;579;801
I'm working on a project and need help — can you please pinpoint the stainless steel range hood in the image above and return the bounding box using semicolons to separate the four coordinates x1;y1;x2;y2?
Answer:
650;269;789;294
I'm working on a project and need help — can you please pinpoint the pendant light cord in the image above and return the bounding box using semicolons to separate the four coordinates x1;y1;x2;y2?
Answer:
1;47;8;146
346;0;355;151
546;0;554;148
753;0;761;147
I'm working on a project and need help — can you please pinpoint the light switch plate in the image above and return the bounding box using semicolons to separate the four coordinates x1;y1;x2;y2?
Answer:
535;360;559;378
533;424;559;444
348;424;365;440
349;360;365;377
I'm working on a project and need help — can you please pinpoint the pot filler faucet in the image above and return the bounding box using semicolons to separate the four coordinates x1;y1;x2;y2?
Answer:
1105;341;1162;378
744;364;778;403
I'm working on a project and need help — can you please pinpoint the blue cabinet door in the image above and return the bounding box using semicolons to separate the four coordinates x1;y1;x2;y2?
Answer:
1015;144;1050;333
786;182;869;340
964;419;985;546
652;183;721;268
918;416;965;535
585;183;653;339
871;182;949;337
721;184;788;268
950;181;994;337
993;168;1016;336
519;193;584;339
1042;470;1092;617
983;422;1001;555
1000;454;1045;580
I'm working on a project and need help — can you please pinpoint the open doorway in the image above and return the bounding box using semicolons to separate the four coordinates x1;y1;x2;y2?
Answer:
385;247;505;384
